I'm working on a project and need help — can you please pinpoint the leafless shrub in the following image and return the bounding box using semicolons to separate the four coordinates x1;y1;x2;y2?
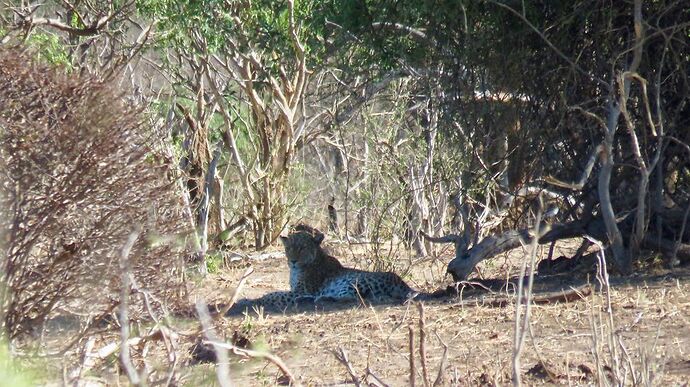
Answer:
0;48;192;344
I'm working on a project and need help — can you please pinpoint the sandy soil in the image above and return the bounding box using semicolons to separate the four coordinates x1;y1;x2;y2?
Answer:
182;239;690;386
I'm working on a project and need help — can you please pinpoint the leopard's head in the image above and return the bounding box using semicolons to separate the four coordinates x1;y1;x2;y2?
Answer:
280;224;325;270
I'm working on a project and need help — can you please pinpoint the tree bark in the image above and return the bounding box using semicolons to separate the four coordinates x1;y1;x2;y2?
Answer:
435;218;612;281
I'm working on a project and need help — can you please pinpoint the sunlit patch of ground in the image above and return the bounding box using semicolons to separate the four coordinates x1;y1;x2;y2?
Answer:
190;239;690;385
33;239;690;385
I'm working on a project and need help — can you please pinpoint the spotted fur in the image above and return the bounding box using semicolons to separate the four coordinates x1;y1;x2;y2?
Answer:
230;291;315;314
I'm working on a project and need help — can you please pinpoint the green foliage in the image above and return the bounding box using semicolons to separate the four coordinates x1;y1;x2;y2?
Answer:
241;313;255;335
69;12;83;29
322;0;452;72
138;0;326;66
26;32;72;70
205;252;223;274
0;343;39;387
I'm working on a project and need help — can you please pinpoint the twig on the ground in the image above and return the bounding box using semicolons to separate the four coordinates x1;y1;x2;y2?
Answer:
129;273;179;384
512;196;545;386
527;322;560;384
417;303;430;387
196;300;232;387
591;236;622;384
432;331;448;387
333;347;362;387
119;229;143;386
146;325;180;386
220;266;254;317
367;369;391;387
164;354;179;387
454;280;495;311
409;324;416;387
365;345;391;387
208;340;299;386
70;337;96;384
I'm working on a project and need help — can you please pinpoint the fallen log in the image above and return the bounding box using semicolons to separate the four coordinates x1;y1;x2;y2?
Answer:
424;218;610;281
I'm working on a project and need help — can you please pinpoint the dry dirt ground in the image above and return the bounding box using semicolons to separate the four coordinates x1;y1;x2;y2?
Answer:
184;239;690;386
32;239;690;386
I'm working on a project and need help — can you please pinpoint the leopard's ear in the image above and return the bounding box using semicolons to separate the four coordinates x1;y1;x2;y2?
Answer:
314;233;324;245
280;236;289;246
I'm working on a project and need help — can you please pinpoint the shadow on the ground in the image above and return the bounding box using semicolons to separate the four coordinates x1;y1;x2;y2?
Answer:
222;263;690;318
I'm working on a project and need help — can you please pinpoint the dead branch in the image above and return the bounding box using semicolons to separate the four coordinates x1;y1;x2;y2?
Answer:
196;300;232;387
20;14;110;36
474;285;592;308
208;341;299;386
83;326;179;381
0;49;190;344
196;144;223;275
420;231;462;245
544;141;602;189
333;348;362;387
431;214;615;281
220;267;255;317
70;337;96;384
365;354;392;387
512;201;544;386
589;236;624;384
417;303;430;387
596;0;646;274
370;22;431;45
119;229;143;386
408;324;416;387
526;323;560;384
432;331;449;387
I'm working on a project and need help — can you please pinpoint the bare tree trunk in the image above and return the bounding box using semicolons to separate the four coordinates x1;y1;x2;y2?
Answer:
598;104;629;273
197;145;222;274
328;196;339;237
213;176;225;232
597;0;645;274
433;217;612;281
407;164;429;257
356;207;369;238
183;0;310;250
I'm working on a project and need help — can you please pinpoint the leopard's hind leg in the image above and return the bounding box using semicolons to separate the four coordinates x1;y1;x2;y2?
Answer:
227;290;325;315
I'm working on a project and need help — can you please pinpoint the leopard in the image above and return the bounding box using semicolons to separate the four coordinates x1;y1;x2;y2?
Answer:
227;224;423;315
283;224;413;302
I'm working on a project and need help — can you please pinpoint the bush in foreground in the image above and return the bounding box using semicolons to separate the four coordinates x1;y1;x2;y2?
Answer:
0;48;192;344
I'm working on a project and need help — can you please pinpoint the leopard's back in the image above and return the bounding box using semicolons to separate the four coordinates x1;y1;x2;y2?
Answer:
318;268;413;302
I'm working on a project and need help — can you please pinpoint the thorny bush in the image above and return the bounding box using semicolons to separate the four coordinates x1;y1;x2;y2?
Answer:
0;49;192;344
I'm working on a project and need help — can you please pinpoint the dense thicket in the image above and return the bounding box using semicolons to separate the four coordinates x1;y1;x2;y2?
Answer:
321;0;690;276
0;49;190;340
